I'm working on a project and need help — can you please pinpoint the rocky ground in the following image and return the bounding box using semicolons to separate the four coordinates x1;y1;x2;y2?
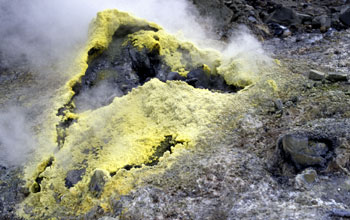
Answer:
1;0;350;219
191;0;350;39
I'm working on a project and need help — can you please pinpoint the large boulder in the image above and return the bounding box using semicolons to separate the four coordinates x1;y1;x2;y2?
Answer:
340;8;350;26
266;6;301;26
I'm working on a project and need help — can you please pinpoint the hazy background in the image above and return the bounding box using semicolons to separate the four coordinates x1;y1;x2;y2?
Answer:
0;107;36;166
0;0;209;71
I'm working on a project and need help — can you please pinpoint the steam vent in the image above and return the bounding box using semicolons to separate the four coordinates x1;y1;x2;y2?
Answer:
2;1;350;219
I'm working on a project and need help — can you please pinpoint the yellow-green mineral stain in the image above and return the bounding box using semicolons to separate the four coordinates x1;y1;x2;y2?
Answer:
18;9;279;219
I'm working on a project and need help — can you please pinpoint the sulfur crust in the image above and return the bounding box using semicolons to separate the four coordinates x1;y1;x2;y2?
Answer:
18;9;284;219
127;29;221;76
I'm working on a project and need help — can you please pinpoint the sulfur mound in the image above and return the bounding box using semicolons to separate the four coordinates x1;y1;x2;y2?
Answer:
18;9;278;219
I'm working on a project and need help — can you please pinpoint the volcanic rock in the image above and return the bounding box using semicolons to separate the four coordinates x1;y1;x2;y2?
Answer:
309;69;325;81
279;134;332;170
312;15;331;32
65;168;86;188
89;169;110;197
266;6;301;26
295;168;317;189
340;8;350;26
190;0;233;30
326;72;348;82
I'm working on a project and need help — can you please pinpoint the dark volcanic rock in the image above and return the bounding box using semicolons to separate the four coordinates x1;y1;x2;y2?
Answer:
340;8;350;26
191;0;350;39
190;0;233;31
326;72;348;82
280;134;330;170
312;15;331;32
74;25;241;112
309;69;325;81
65;168;86;188
186;67;240;92
266;6;301;26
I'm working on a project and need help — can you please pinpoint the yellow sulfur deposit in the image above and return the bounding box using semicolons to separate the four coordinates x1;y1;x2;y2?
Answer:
127;29;221;76
18;9;281;219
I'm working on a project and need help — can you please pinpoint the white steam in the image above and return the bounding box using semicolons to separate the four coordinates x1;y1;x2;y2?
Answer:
0;107;36;166
0;0;208;71
222;26;273;75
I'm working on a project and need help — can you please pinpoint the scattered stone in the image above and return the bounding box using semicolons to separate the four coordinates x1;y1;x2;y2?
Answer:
309;69;325;81
295;194;313;206
295;168;317;189
326;72;348;82
89;169;110;197
268;23;290;37
65;168;86;188
274;99;283;112
312;15;331;32
305;82;314;89
330;208;350;218
279;134;332;170
267;6;301;26
99;217;119;220
342;178;350;191
284;100;294;107
339;8;350;27
297;13;313;24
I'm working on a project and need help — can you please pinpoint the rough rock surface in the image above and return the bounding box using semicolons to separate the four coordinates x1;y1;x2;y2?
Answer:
191;0;350;39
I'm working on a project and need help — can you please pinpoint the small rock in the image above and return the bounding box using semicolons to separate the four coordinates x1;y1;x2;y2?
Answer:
268;23;290;37
65;168;86;188
309;69;325;81
330;209;350;218
297;13;313;24
305;82;314;89
340;8;350;27
274;99;283;110
248;16;258;23
98;217;119;220
166;72;185;81
312;15;331;32
295;194;313;206
326;72;348;82
295;168;317;189
282;29;292;38
342;178;350;191
285;101;294;107
89;169;110;197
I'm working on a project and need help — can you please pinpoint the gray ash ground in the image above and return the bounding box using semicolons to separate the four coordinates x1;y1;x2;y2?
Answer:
0;166;26;220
